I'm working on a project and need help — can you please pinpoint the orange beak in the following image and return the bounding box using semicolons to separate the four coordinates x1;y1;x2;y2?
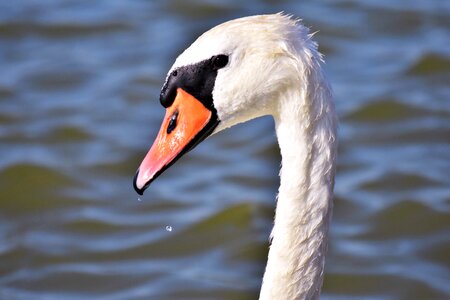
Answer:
134;88;218;195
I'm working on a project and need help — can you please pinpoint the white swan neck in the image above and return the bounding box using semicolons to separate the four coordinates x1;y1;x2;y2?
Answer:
259;74;337;299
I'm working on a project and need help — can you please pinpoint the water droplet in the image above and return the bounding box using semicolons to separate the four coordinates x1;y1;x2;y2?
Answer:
165;225;172;232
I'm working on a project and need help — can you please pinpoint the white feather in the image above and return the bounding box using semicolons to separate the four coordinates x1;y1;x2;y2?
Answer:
170;13;337;299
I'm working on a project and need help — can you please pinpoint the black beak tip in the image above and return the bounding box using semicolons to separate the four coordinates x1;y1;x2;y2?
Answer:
133;170;145;195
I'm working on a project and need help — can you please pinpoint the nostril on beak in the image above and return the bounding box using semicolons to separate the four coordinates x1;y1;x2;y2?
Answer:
167;110;178;134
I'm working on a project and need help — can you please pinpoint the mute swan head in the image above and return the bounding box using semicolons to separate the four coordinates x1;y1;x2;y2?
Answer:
133;13;336;299
134;13;327;193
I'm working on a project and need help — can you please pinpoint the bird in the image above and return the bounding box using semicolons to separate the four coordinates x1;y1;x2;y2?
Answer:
133;13;337;300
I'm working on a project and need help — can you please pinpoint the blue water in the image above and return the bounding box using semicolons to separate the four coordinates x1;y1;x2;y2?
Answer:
0;1;449;299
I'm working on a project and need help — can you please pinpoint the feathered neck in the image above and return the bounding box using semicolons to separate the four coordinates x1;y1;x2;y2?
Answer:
259;47;337;299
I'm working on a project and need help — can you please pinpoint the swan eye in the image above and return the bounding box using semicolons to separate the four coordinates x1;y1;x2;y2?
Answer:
172;70;178;77
212;55;229;69
167;110;178;134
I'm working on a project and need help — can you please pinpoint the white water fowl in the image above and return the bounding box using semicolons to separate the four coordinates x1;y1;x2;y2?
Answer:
133;13;337;300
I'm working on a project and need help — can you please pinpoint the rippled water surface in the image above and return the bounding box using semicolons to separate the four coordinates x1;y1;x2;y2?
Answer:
1;1;449;299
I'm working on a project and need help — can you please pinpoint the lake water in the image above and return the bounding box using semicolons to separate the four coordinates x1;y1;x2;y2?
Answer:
1;1;449;299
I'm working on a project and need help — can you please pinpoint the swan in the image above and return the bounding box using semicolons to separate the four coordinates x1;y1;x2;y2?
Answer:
133;13;337;300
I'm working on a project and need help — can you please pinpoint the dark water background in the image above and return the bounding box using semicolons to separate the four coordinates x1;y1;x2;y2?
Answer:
1;1;449;299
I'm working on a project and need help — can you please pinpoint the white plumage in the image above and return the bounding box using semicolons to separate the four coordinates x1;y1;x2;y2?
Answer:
162;13;337;299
